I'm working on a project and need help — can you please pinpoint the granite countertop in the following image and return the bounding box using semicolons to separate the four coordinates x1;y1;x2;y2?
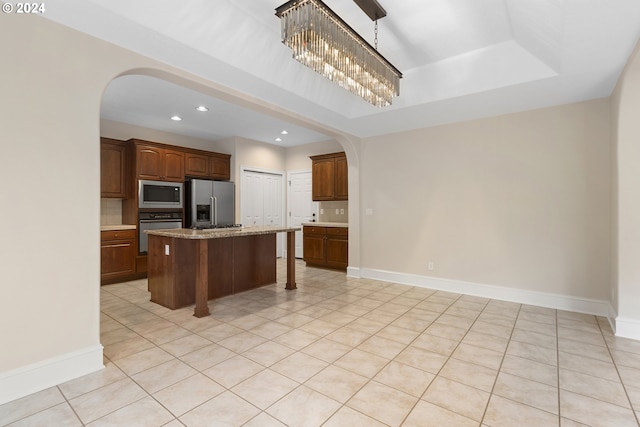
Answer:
101;224;137;231
145;226;300;240
301;222;348;228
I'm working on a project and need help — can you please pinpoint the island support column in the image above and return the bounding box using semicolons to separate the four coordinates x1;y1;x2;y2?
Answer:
285;230;297;290
194;239;210;318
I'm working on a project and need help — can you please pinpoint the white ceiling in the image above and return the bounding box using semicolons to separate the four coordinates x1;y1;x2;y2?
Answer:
44;0;640;146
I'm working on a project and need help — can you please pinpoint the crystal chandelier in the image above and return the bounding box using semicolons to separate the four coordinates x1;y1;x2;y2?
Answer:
275;0;402;107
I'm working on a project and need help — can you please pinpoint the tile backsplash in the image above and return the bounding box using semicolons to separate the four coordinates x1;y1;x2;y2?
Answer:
318;201;348;223
100;198;123;225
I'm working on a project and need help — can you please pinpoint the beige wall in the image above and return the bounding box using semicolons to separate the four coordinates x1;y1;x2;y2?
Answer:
611;40;640;336
284;139;343;171
360;99;612;300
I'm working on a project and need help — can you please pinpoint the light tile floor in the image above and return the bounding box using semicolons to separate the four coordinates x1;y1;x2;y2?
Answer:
2;260;640;426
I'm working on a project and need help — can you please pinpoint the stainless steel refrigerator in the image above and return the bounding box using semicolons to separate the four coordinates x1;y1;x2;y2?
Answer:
185;179;235;228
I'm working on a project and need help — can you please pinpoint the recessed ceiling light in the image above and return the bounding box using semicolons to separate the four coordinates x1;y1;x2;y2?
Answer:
280;130;288;135
195;106;209;112
275;137;282;142
170;115;182;121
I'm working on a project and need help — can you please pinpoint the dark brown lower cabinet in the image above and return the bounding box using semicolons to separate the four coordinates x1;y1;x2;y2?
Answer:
101;229;137;285
303;226;348;270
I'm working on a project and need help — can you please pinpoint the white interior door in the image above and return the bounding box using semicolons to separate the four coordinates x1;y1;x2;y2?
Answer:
241;168;285;257
288;171;317;258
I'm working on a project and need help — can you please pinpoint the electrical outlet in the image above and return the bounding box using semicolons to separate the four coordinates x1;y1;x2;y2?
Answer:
165;244;170;256
320;208;324;214
336;208;340;214
428;261;434;271
340;208;344;214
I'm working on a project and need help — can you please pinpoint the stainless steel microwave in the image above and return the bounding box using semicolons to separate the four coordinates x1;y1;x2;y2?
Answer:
138;180;183;209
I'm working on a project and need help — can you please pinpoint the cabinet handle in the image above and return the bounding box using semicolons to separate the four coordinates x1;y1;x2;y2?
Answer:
106;244;130;248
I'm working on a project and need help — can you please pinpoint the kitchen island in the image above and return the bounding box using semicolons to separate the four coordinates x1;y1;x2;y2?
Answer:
145;226;299;317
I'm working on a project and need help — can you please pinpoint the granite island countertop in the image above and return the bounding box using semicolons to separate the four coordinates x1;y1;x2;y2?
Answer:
145;225;300;240
301;222;348;228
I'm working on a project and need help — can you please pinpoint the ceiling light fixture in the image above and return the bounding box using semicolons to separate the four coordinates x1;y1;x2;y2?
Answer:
195;105;209;112
281;130;289;134
170;115;182;121
275;137;283;142
275;0;402;107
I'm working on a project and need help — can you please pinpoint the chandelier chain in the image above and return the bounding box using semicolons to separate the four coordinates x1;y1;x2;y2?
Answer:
374;20;378;50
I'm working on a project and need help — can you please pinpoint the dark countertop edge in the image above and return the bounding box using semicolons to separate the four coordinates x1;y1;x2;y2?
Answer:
301;222;348;228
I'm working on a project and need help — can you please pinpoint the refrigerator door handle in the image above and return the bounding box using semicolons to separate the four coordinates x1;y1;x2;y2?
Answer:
213;196;218;225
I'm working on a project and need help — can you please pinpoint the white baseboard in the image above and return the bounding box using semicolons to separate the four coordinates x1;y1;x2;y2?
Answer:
0;345;104;405
614;316;640;341
350;266;610;316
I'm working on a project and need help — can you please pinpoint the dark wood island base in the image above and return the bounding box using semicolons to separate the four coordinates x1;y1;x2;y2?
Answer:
146;227;299;317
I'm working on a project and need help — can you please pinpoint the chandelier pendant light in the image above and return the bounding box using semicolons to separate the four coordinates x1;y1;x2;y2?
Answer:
275;0;402;107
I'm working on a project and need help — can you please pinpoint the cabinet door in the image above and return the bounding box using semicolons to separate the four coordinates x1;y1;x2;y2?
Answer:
303;234;325;265
209;156;230;180
312;158;335;201
326;236;348;269
335;156;348;200
137;145;163;180
101;238;136;280
101;141;127;198
184;153;209;177
162;149;184;182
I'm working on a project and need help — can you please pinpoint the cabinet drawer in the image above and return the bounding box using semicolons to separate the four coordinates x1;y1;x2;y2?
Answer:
326;227;348;237
303;226;327;236
101;229;136;241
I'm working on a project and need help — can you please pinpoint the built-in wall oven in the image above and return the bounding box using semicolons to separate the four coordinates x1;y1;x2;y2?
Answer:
138;211;183;254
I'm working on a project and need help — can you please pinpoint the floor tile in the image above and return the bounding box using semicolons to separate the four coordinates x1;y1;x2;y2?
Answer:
243;412;287;427
58;363;127;400
113;347;174;376
160;334;211;357
178;343;235;371
242;340;296;367
403;400;478;427
266;385;341;427
153;373;225;417
483;394;558;427
13;262;640;427
422;377;490;422
373;361;435;397
179;390;260;427
439;358;497;392
68;378;147;424
131;359;197;394
560;389;638;427
87;396;174;426
270;352;329;383
395;346;448;374
201;355;264;389
301;338;352;363
493;372;558;414
306;365;369;403
559;368;630;408
334;348;389;377
231;369;298;410
357;335;406;359
323;406;387;427
500;354;558;387
347;381;418;426
453;343;505;370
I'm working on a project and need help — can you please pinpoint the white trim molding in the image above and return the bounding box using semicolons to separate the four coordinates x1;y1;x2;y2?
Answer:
0;345;104;405
613;317;640;341
350;266;610;317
